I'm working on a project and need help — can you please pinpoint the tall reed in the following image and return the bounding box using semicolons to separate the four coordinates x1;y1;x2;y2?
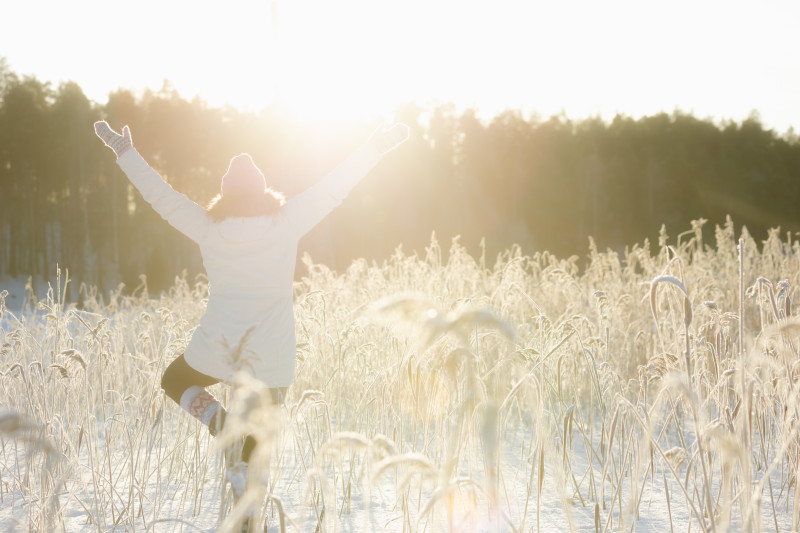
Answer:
1;219;798;531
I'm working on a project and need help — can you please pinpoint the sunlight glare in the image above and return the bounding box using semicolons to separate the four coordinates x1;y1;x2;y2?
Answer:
269;0;409;122
2;0;797;131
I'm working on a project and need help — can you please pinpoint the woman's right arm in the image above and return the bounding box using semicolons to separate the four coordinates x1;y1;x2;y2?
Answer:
281;123;409;238
281;142;383;238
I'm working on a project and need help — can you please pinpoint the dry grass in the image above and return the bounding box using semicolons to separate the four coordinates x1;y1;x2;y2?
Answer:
1;217;799;532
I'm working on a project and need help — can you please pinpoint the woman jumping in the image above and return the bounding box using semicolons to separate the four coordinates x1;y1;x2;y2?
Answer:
93;119;409;500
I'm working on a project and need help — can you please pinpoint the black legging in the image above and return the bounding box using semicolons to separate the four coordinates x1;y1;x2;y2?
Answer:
161;354;222;404
161;355;286;461
161;355;287;405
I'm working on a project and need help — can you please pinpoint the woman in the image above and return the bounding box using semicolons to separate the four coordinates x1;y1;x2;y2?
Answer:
93;119;409;489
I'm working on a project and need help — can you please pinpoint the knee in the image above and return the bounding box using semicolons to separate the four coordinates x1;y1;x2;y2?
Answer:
161;363;181;404
269;387;287;405
160;369;169;394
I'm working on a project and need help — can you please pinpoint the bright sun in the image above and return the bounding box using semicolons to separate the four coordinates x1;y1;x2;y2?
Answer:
2;0;796;131
178;0;533;124
185;0;415;123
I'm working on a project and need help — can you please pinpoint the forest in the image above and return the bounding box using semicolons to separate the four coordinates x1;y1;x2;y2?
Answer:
1;57;799;295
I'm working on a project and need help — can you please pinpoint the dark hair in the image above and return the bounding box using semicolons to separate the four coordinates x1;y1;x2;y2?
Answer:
206;189;286;222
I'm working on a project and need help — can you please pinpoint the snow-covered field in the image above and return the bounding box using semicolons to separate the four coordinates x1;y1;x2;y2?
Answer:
0;276;40;317
5;409;788;533
2;224;799;532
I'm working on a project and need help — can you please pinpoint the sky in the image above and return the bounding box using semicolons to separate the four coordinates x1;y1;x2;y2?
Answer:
1;0;799;132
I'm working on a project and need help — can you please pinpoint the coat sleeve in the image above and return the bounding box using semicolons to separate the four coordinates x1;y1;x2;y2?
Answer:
116;149;210;244
281;143;383;238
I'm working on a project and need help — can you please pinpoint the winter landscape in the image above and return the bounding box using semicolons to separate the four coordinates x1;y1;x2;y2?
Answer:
2;220;800;532
2;0;800;530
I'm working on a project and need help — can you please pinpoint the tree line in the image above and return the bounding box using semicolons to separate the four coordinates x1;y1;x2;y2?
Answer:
1;58;799;296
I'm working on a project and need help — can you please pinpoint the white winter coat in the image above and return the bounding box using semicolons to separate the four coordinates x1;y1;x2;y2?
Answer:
116;144;383;387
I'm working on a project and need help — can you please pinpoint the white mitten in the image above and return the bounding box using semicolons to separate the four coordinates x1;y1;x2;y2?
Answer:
369;123;410;154
94;121;132;157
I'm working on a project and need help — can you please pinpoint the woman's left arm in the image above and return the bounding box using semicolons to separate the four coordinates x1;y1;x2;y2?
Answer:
95;121;210;244
116;149;210;243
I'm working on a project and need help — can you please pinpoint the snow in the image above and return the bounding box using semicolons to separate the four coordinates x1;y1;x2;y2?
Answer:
0;276;37;316
0;411;793;532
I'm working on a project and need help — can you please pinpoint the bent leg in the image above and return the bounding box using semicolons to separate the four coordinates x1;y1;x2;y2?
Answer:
161;354;221;402
161;355;226;435
162;356;291;462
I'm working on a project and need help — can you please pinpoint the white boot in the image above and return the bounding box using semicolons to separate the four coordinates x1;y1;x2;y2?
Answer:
226;461;248;500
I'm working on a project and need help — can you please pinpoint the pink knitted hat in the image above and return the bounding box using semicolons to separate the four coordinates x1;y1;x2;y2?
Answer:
221;153;267;195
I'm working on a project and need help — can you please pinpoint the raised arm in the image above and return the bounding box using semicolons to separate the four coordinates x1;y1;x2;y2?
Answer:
94;121;210;244
282;123;409;238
